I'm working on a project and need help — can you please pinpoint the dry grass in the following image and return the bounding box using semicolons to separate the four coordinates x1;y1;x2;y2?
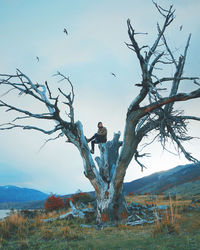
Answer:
32;214;44;228
0;195;200;249
126;193;191;207
38;208;72;220
153;207;180;235
0;213;28;239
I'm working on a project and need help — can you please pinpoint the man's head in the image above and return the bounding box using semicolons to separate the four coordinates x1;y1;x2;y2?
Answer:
98;122;103;128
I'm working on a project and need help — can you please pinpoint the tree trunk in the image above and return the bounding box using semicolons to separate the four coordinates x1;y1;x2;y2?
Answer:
74;124;129;224
94;132;129;224
96;185;128;224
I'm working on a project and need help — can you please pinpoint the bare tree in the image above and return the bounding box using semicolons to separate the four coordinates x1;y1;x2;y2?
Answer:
0;3;200;224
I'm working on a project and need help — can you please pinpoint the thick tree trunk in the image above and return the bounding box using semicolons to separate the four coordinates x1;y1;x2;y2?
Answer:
94;132;129;224
74;124;129;224
96;185;128;224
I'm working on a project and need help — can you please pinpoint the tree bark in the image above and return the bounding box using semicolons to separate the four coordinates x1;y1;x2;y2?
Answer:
93;132;128;224
73;127;128;224
96;184;128;224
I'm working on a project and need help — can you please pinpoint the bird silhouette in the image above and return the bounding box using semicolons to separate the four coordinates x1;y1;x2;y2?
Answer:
179;25;183;31
63;28;68;35
111;72;116;77
36;56;39;62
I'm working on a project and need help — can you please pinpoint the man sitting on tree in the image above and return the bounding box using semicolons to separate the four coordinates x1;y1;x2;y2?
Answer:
87;122;107;154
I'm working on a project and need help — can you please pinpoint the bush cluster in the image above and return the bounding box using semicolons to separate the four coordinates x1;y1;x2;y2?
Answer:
44;195;65;211
44;192;95;211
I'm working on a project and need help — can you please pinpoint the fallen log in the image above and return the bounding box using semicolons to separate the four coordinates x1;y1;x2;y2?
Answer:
42;201;95;223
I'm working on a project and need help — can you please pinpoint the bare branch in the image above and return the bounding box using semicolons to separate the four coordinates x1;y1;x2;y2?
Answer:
127;19;145;70
194;80;200;86
153;1;174;19
45;81;57;100
0;87;16;97
139;134;160;152
38;132;64;152
142;88;200;116
135;114;150;133
134;151;150;172
53;72;75;124
179;116;200;122
168;126;198;162
146;4;175;62
149;52;165;74
153;76;199;86
164;34;192;114
54;71;75;103
0;123;62;134
162;34;178;68
136;104;200;163
0;70;55;111
0;100;54;120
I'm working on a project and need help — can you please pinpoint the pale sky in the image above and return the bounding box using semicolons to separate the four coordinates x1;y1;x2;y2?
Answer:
0;0;200;195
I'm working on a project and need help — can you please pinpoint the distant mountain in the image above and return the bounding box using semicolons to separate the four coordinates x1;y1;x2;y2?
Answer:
0;185;48;203
124;162;200;197
1;162;200;210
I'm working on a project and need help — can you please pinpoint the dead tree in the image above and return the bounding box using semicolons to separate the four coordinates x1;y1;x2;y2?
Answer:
0;3;200;224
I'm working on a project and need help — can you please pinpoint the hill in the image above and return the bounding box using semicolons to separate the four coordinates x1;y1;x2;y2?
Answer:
0;185;48;203
124;162;200;197
1;162;200;209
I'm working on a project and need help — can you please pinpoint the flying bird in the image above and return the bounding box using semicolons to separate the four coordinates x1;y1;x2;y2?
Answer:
63;28;68;35
111;72;116;77
179;25;183;31
36;56;39;62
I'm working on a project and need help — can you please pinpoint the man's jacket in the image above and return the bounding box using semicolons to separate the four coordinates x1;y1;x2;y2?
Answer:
97;127;107;142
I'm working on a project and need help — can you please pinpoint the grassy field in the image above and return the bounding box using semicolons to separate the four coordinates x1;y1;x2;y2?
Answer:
0;195;200;250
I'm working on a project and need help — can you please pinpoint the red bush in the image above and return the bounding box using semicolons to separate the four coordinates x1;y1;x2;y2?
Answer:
44;194;65;211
